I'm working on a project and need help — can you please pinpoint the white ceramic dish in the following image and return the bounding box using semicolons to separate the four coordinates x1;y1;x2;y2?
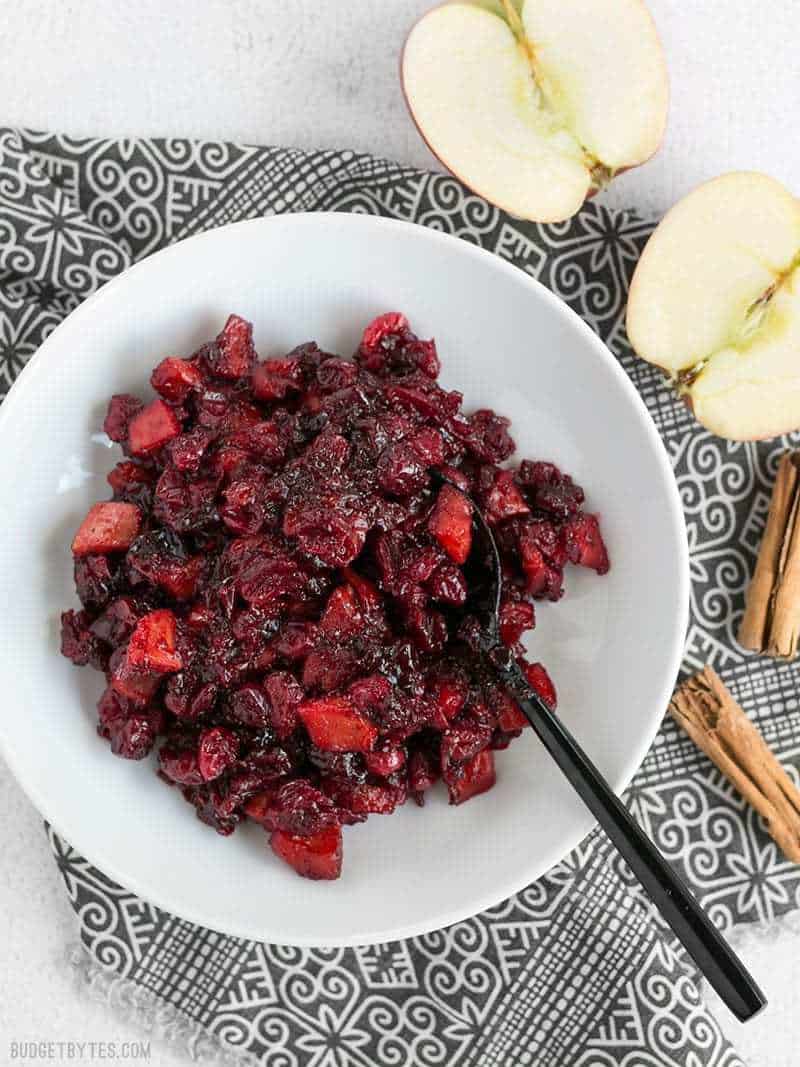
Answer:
0;213;687;946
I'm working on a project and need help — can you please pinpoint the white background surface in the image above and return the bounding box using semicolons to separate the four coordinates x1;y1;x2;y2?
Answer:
0;1;799;1064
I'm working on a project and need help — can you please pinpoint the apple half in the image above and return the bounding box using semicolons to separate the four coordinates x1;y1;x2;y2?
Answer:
626;172;800;441
401;0;669;223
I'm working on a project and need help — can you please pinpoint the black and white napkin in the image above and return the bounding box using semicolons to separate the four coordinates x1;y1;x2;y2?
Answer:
3;126;798;1067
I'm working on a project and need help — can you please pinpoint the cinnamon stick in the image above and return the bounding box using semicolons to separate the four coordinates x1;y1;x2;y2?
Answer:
669;666;800;863
739;451;800;659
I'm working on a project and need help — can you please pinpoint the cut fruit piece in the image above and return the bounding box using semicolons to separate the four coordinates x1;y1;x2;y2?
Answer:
428;483;472;564
126;609;182;673
402;0;668;223
563;514;610;574
128;398;182;455
522;660;557;708
319;585;364;639
427;674;469;724
298;696;378;753
626;172;800;440
151;356;203;403
72;502;142;556
447;749;496;805
269;825;343;880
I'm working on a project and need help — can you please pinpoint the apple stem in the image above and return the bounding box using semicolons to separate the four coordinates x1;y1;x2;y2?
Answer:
590;163;615;193
675;364;705;393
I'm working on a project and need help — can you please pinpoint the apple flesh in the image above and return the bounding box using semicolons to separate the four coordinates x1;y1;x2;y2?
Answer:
401;0;668;223
626;172;800;440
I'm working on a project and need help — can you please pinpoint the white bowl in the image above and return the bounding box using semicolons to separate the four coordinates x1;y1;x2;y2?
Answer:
0;213;687;946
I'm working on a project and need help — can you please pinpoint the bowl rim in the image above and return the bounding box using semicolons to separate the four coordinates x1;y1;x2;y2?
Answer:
0;210;689;945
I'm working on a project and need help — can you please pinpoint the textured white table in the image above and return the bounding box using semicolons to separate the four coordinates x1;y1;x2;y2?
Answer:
1;2;799;1064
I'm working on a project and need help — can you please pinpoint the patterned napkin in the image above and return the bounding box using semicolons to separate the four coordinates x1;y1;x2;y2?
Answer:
3;126;799;1067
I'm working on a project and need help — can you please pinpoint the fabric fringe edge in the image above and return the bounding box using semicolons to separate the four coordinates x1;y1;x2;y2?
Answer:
67;942;260;1066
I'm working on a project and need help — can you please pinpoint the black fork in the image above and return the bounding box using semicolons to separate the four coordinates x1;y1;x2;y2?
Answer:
434;473;766;1022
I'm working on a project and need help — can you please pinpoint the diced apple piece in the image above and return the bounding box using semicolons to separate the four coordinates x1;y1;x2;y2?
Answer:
126;609;182;673
128;398;182;455
158;556;205;601
402;0;667;223
72;502;141;556
626;172;800;440
428;484;472;565
150;357;203;403
496;689;527;732
298;696;378;752
563;514;609;574
319;585;364;638
269;825;343;880
491;663;555;730
427;675;468;725
523;661;557;707
447;749;496;805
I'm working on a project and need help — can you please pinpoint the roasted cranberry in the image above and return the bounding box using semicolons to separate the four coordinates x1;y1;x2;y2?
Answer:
153;467;220;532
74;554;119;610
428;563;467;605
376;443;428;497
440;723;493;781
208;315;257;379
107;461;156;506
228;684;272;728
159;744;204;785
283;501;369;568
220;476;266;535
247;779;339;836
60;610;106;668
365;743;407;777
356;312;410;371
110;712;159;760
462;409;514;463
316;357;358;393
90;597;141;645
408;747;439;805
168;427;215;472
252;355;305;401
198;726;240;781
103;394;143;443
263;672;303;739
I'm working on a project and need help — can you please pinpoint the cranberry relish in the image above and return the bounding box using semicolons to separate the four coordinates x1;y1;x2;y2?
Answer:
61;312;609;881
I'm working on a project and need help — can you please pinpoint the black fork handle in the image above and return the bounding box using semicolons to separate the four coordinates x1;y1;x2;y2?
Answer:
500;658;766;1022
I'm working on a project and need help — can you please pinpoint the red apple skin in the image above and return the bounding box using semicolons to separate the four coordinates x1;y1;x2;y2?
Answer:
399;0;668;223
